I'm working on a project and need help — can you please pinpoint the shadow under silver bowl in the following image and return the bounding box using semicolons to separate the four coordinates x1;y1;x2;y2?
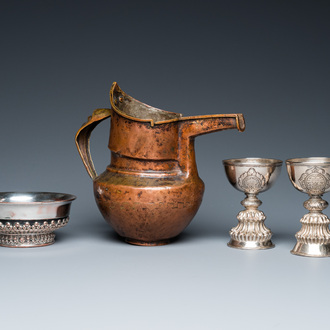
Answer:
0;192;76;248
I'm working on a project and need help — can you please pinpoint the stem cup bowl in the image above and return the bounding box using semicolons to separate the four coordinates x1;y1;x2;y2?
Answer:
286;157;330;195
223;158;283;194
0;192;76;248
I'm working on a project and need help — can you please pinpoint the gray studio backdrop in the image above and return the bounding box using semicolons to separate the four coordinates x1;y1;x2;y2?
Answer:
1;1;330;329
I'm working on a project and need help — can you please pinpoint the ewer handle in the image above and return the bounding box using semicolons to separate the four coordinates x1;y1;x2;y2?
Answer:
75;108;112;180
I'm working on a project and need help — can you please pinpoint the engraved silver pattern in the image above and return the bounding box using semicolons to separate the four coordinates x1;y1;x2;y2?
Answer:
299;166;330;195
238;168;266;193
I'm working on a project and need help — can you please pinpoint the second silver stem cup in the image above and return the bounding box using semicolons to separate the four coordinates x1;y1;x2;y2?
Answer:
286;157;330;257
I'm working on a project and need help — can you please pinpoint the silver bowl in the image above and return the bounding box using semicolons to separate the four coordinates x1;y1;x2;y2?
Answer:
286;157;330;257
0;192;76;248
223;158;282;249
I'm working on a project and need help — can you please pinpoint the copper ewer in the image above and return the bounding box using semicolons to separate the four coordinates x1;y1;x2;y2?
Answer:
75;82;245;245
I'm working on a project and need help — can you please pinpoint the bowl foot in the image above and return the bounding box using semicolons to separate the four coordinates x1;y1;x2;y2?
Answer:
0;233;55;248
124;237;174;246
228;238;274;250
291;242;330;257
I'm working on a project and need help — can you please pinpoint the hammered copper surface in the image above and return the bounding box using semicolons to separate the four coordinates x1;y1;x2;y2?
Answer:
75;82;245;245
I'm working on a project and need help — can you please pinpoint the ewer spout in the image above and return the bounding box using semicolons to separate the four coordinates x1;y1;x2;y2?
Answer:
177;113;245;177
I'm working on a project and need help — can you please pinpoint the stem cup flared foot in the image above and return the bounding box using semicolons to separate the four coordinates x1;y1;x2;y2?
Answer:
228;238;274;250
227;197;274;250
290;198;330;257
291;242;330;257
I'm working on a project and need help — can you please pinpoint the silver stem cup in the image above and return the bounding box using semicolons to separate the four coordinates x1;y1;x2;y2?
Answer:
223;158;282;250
0;192;76;248
286;157;330;257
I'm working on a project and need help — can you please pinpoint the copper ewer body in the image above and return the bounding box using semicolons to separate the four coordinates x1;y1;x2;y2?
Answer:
75;82;245;245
